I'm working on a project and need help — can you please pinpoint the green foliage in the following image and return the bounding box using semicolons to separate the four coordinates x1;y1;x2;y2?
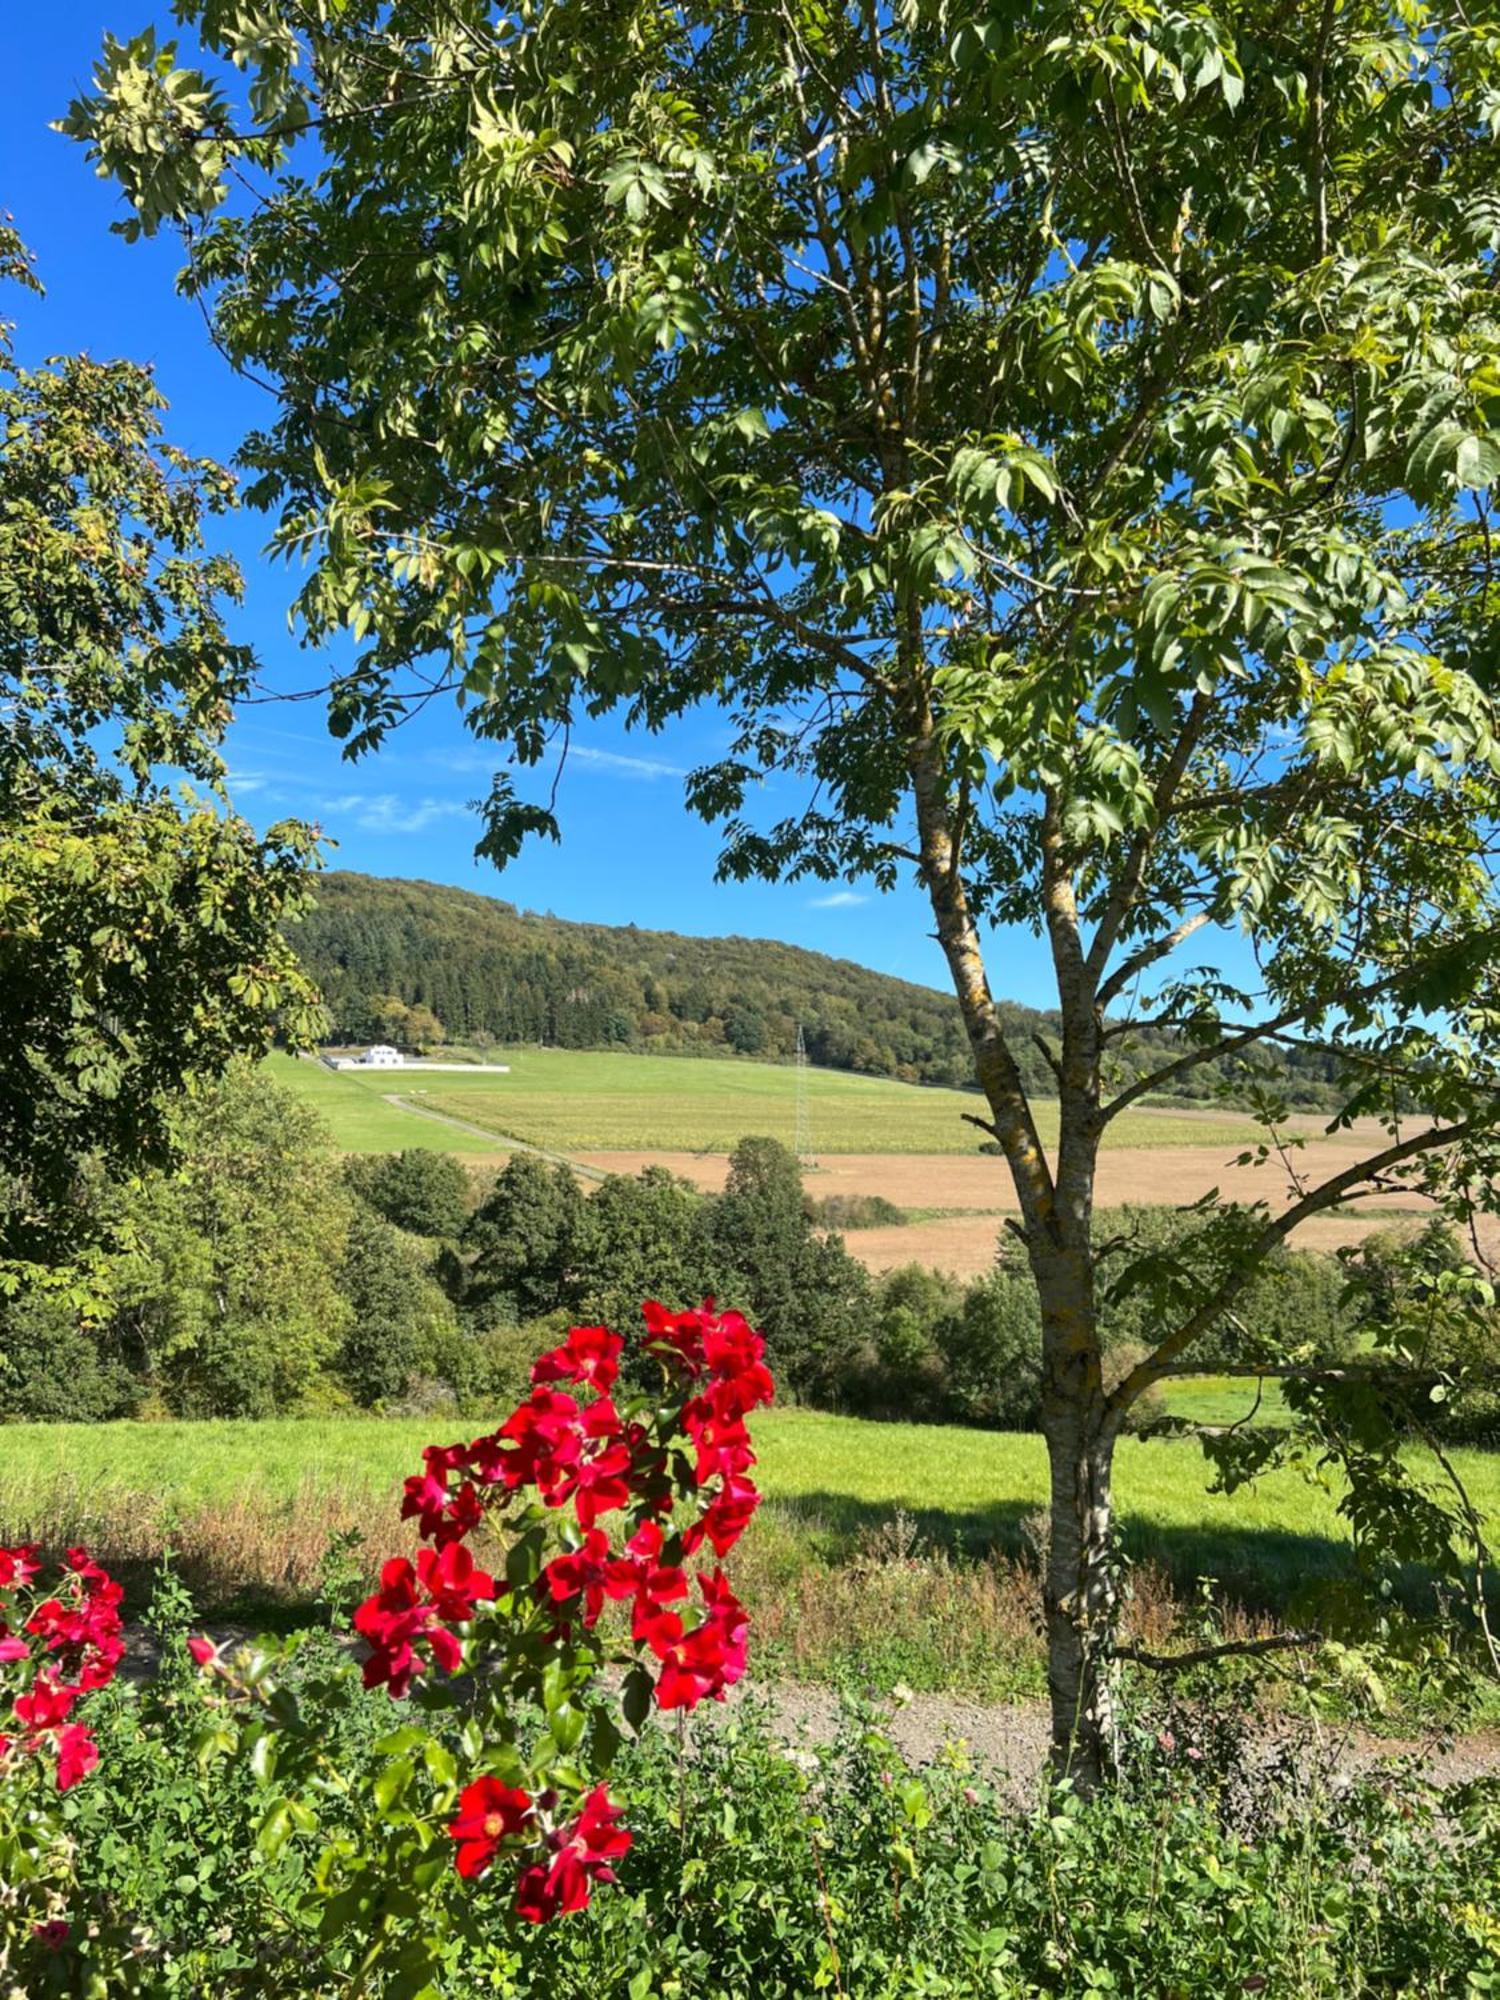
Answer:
461;1154;586;1321
288;873;1340;1106
336;1205;463;1409
0;1287;139;1423
347;1149;473;1241
1345;1220;1500;1446
13;1633;1500;1996
0;227;322;1290
572;1165;712;1333
1099;1205;1359;1368
112;1066;353;1416
705;1139;871;1400
808;1191;907;1229
936;1271;1045;1432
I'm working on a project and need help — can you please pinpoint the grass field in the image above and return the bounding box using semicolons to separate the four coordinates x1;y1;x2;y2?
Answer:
6;1407;1493;1710
267;1055;508;1154
274;1046;1262;1157
4;1406;1491;1600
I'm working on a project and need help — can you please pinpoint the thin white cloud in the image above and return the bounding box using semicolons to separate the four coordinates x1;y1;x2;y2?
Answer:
565;745;686;780
424;743;686;782
225;771;272;797
320;792;473;835
809;889;868;910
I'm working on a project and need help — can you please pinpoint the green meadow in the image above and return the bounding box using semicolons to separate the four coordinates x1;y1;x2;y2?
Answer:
5;1406;1492;1613
272;1046;1261;1157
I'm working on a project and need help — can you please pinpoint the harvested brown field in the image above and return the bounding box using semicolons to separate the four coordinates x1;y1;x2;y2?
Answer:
577;1134;1420;1208
575;1135;1494;1277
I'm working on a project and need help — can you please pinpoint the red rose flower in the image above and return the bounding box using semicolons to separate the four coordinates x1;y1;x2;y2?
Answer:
531;1325;622;1393
401;1443;484;1546
447;1777;533;1880
542;1529;616;1629
55;1723;98;1792
0;1545;41;1590
515;1786;632;1922
653;1570;750;1711
415;1539;495;1624
495;1389;584;1496
640;1300;709;1374
186;1635;218;1668
14;1676;77;1732
681;1472;761;1558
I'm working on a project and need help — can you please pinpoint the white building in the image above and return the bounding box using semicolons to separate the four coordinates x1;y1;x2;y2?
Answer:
357;1044;405;1068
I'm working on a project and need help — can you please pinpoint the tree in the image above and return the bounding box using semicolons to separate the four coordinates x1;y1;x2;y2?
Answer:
707;1137;870;1398
461;1153;585;1322
337;1203;463;1407
111;1065;352;1416
70;2;1500;1783
349;1148;472;1240
0;225;323;1294
572;1164;712;1334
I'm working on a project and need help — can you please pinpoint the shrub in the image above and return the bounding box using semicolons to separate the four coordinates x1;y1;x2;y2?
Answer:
13;1654;1500;1996
1346;1219;1500;1444
337;1205;464;1407
807;1191;907;1229
0;1291;139;1422
936;1270;1043;1429
1096;1204;1357;1365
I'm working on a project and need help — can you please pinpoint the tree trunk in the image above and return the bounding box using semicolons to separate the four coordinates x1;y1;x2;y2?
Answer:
1040;1378;1118;1790
908;726;1118;1786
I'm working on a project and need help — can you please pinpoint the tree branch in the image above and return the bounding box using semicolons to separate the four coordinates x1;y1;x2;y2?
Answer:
1118;1630;1322;1671
1100;928;1500;1123
1105;1113;1496;1422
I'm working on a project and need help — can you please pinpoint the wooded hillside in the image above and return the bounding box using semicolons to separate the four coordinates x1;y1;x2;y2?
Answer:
291;874;1338;1105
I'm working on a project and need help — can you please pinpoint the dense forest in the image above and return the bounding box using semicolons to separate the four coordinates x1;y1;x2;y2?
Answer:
291;873;1341;1105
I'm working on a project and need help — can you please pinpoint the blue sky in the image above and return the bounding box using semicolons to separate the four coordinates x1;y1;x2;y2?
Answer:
6;6;1237;1012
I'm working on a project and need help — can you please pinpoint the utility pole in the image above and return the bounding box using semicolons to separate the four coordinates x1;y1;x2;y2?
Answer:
794;1023;813;1167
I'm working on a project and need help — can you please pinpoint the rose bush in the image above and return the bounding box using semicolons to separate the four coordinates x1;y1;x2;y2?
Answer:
177;1300;773;1973
0;1543;125;1974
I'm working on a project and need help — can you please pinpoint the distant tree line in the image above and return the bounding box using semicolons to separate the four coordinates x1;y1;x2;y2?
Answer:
8;1068;1490;1443
291;872;1344;1107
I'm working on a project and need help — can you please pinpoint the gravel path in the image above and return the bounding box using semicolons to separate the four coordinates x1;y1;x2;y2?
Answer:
135;1627;1499;1800
726;1683;1500;1801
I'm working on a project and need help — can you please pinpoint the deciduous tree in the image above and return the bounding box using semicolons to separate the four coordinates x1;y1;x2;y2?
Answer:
0;225;322;1293
69;0;1500;1781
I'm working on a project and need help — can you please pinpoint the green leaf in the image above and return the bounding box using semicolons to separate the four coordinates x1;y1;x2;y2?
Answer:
255;1799;295;1861
621;1664;654;1735
1456;433;1500;488
373;1757;415;1813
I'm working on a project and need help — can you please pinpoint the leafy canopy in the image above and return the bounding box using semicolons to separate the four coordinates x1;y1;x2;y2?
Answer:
64;3;1500;1111
0;224;324;1287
